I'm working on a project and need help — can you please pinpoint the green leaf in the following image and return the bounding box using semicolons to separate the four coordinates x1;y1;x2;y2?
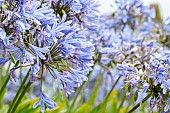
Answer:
0;86;7;102
140;101;146;112
46;102;65;113
75;103;90;113
0;104;9;113
16;98;39;113
0;64;11;107
90;103;103;113
16;97;67;113
87;71;105;105
111;99;118;113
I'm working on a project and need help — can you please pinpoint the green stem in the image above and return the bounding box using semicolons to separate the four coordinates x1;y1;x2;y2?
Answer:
70;83;84;108
104;76;121;104
0;63;11;97
128;94;151;113
87;70;105;105
68;70;93;113
11;82;32;113
40;63;44;91
20;66;22;84
99;76;121;112
7;68;31;113
0;66;2;89
68;59;97;113
117;93;127;113
125;93;135;113
78;74;94;104
0;76;10;97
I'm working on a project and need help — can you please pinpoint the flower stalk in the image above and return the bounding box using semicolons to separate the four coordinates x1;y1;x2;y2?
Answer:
7;68;31;113
99;76;121;112
0;63;11;97
128;94;151;113
11;82;32;113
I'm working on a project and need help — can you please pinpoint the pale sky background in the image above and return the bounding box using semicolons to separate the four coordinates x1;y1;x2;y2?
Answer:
97;0;170;19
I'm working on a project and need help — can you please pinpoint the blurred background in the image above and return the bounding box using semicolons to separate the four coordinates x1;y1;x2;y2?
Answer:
97;0;170;19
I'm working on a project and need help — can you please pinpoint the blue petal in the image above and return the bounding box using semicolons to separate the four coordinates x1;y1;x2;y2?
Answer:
0;58;10;64
0;28;6;40
164;104;169;112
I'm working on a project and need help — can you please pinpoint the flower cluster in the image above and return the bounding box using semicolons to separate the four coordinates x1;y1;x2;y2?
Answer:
0;0;99;112
111;0;155;30
83;0;170;112
116;48;170;112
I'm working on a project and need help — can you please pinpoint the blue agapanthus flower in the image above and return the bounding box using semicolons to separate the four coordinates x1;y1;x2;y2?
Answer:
33;92;57;113
84;0;170;111
0;0;99;112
